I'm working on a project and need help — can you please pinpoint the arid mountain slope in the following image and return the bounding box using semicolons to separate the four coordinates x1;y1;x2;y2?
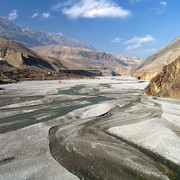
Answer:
144;56;180;98
0;16;140;75
0;16;93;49
0;38;54;70
33;45;139;75
116;55;141;71
0;38;64;83
133;36;180;80
0;38;119;84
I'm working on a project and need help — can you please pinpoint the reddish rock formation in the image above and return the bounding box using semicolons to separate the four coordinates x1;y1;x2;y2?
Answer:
32;45;140;75
144;57;180;98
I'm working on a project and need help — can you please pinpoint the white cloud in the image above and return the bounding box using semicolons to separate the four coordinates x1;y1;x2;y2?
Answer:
126;35;154;44
126;44;142;51
125;35;155;51
111;37;122;43
149;1;167;14
160;1;167;7
8;10;18;21
53;0;131;19
52;3;62;11
42;12;50;19
52;1;75;11
32;13;38;18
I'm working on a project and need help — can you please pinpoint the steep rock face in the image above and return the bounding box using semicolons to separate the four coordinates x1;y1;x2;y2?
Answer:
0;38;54;70
133;36;180;80
0;16;94;49
32;45;132;75
144;57;180;98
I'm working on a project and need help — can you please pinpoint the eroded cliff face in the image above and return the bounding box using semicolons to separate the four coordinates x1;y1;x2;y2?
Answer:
32;45;141;75
0;38;55;71
132;36;180;80
144;57;180;98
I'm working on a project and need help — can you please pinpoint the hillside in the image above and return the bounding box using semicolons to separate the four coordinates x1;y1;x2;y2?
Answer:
144;57;180;98
32;45;140;75
116;55;141;72
0;38;75;83
0;16;141;76
0;16;94;49
132;36;180;80
0;38;120;84
0;38;54;70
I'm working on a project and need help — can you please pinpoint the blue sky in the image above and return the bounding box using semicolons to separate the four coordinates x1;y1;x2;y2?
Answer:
1;0;180;59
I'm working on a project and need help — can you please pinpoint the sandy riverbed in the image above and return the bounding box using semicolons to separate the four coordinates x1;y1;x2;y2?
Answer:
0;77;179;179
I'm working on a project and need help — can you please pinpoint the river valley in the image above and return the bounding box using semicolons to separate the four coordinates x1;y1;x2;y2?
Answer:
0;77;179;180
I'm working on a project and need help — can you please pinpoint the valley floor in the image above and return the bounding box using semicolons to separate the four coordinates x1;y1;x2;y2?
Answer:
0;77;179;179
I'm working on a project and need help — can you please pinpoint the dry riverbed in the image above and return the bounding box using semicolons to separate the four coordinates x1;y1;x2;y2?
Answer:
0;77;179;179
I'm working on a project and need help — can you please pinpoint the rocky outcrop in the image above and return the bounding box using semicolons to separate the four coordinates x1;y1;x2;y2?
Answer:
0;38;67;84
133;36;180;80
0;38;55;71
144;57;180;98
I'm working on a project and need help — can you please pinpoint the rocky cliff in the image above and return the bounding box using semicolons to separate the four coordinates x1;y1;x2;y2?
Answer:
32;45;140;75
133;36;180;80
144;57;180;98
0;38;55;71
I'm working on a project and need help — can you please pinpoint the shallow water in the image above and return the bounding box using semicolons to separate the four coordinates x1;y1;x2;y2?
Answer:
0;77;179;179
0;82;114;133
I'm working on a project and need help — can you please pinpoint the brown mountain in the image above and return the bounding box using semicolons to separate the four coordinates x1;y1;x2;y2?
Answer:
144;56;180;98
0;38;120;84
115;55;141;72
0;16;140;76
132;36;180;80
0;38;55;71
32;45;139;75
0;38;75;83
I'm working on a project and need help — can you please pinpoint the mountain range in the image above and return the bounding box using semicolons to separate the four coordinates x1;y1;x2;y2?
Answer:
0;16;141;77
0;16;94;49
32;45;141;75
0;16;179;98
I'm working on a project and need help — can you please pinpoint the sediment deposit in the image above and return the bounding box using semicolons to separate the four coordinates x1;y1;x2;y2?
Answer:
0;77;179;179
